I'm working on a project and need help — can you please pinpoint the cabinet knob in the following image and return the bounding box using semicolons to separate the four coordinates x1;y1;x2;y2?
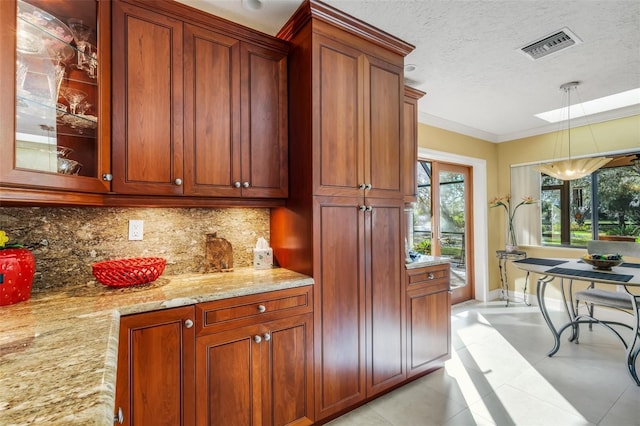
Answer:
366;205;373;212
184;319;194;328
234;181;241;188
263;333;271;342
428;273;434;280
359;183;366;190
102;173;113;181
359;205;366;212
174;178;183;186
254;335;262;343
365;183;372;190
114;407;124;424
243;181;250;188
257;304;266;313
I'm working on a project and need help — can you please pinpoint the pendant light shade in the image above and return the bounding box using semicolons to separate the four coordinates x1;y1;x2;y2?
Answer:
535;81;611;180
535;157;612;180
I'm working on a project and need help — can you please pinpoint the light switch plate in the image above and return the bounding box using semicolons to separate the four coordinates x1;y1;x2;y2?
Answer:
128;220;144;241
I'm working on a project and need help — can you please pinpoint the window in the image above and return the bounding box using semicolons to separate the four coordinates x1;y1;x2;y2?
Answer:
516;153;640;247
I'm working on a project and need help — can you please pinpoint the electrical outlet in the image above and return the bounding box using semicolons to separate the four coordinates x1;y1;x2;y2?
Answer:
128;220;144;241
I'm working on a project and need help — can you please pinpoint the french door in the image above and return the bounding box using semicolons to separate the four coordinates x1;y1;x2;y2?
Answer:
414;160;474;304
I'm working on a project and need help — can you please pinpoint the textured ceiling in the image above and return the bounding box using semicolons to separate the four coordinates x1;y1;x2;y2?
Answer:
176;0;640;142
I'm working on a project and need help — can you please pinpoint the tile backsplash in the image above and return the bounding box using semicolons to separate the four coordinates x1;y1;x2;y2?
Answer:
0;207;269;292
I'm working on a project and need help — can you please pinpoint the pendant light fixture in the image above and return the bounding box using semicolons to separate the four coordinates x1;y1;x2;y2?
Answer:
535;81;611;180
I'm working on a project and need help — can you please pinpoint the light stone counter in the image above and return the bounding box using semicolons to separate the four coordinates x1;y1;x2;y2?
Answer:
405;255;451;269
0;268;313;425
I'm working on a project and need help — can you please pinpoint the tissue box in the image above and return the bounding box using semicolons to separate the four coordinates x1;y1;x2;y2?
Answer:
253;248;273;269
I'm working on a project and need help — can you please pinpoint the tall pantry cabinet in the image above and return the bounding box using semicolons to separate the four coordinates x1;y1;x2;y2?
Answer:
271;0;414;420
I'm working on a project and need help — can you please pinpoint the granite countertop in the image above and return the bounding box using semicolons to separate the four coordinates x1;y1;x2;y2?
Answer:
405;255;451;269
0;267;313;425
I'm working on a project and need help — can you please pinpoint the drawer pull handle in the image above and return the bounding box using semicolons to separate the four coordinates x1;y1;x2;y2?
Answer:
257;304;266;313
428;273;434;280
184;319;194;328
254;335;262;343
114;407;124;424
263;333;271;342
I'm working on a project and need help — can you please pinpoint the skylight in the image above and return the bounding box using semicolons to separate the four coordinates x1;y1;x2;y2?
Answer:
534;88;640;123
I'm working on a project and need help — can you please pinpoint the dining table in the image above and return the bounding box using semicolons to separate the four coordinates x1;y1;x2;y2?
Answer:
512;257;640;386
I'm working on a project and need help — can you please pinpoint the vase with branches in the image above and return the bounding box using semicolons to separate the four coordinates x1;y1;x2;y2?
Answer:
489;195;537;251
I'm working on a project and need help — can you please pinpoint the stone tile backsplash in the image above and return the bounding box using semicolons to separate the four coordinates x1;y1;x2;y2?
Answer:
0;207;270;292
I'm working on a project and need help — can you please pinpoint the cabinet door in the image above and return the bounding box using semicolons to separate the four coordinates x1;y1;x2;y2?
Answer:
112;0;184;195
196;324;262;426
314;196;366;419
364;55;404;200
240;42;288;198
183;23;241;197
402;87;425;202
266;314;314;426
0;0;110;194
365;198;406;395
312;34;364;198
115;306;195;426
407;282;451;377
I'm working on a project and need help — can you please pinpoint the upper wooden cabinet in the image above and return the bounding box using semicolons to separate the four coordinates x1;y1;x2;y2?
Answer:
0;0;111;194
111;0;288;198
403;86;426;203
311;29;404;200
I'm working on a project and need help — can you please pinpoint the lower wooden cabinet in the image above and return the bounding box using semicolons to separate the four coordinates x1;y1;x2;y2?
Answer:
114;286;313;426
406;264;451;377
114;305;196;425
195;314;313;426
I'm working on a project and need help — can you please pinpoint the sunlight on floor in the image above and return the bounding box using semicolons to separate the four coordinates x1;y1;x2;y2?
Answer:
449;307;590;424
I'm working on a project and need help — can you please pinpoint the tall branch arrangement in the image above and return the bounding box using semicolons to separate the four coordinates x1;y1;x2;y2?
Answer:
489;195;537;247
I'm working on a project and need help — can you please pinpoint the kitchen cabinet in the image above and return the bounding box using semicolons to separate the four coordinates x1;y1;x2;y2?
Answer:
406;264;451;377
114;305;196;425
272;2;414;420
313;196;405;414
403;86;426;203
112;0;287;198
0;0;111;195
114;286;313;426
311;32;404;200
195;286;314;425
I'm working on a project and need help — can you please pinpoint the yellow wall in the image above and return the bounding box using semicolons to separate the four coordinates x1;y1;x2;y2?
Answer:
418;114;640;298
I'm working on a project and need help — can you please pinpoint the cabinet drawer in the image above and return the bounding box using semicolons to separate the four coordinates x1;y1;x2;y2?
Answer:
407;264;450;289
195;285;312;336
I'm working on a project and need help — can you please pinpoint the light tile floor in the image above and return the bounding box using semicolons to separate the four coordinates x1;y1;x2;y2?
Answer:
327;301;640;426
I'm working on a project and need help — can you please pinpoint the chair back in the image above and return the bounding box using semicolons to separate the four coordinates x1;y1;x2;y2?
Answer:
587;240;640;259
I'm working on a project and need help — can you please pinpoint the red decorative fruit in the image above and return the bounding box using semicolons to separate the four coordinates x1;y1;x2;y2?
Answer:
0;248;36;306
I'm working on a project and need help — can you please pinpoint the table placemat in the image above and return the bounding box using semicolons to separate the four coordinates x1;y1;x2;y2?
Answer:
545;267;633;282
621;262;640;269
514;258;567;267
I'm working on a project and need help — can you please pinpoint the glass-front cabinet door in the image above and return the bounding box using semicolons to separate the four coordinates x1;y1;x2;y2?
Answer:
0;0;110;195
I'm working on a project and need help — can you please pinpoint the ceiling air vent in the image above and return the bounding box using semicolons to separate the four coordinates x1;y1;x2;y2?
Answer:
519;27;582;60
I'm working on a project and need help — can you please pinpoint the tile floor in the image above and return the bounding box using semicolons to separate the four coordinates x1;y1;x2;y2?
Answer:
327;301;640;426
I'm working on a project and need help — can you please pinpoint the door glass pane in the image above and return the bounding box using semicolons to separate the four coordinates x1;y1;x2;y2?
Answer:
16;0;98;177
413;161;432;255
438;170;466;288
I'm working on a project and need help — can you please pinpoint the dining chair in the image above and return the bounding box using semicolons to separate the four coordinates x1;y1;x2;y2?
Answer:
574;240;640;333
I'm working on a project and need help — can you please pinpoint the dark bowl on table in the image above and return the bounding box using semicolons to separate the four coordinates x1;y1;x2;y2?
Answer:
581;254;623;271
